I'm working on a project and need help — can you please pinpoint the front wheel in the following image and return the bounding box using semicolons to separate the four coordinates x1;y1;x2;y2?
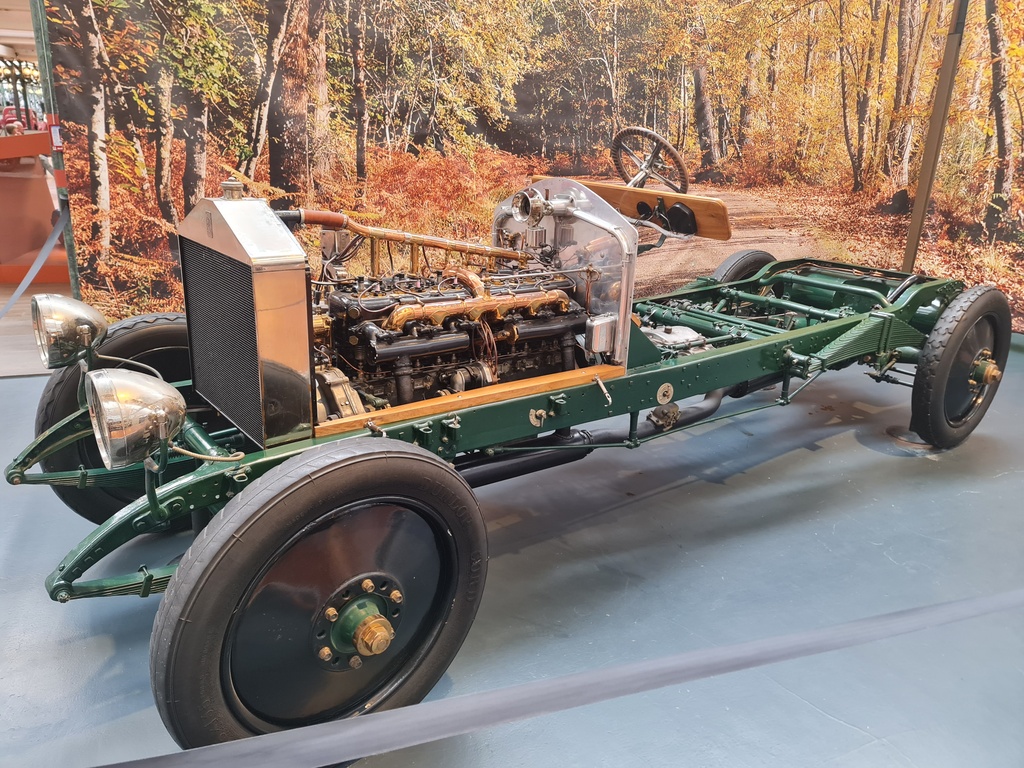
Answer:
911;285;1011;448
34;313;193;524
150;438;488;748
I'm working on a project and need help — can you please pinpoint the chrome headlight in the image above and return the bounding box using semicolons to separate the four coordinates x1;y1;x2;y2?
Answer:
510;188;546;226
84;369;187;469
31;294;109;369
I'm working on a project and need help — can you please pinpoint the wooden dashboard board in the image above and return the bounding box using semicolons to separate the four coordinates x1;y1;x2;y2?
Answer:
315;363;626;438
530;176;732;241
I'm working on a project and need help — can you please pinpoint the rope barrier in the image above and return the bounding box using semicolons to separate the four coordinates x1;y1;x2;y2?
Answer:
99;585;1024;768
0;204;69;322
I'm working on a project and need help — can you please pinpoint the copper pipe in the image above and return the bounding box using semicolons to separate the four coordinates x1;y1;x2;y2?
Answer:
382;290;572;331
299;209;530;266
442;266;487;297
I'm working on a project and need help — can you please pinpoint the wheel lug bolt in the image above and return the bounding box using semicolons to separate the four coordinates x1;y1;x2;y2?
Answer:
318;646;333;662
325;607;339;622
349;655;363;669
390;589;403;604
361;579;376;593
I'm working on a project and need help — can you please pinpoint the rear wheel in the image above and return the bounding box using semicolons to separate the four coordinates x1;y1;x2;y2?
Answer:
911;286;1011;448
34;313;199;524
713;249;777;283
150;438;488;748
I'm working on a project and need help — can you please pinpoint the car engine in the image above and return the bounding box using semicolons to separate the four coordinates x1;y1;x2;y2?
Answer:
311;268;588;419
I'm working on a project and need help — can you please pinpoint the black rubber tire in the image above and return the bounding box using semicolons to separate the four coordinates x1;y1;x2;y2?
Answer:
34;313;195;525
611;127;689;193
910;285;1011;449
712;249;777;283
150;437;488;748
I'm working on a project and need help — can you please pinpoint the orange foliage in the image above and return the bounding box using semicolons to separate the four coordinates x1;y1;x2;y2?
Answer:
63;126;551;318
757;184;1024;332
63;121;242;318
317;145;548;238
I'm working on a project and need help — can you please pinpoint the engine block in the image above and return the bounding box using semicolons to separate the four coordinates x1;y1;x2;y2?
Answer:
316;269;589;414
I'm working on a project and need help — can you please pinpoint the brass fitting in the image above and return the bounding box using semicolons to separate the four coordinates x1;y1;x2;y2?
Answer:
361;578;376;593
389;589;404;604
325;607;339;622
318;646;333;662
353;615;396;656
977;361;1002;386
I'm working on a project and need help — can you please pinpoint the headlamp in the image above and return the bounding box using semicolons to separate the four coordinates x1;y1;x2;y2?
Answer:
84;369;187;470
31;294;108;369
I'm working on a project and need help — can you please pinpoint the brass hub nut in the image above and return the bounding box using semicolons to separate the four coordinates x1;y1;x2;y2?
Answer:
361;578;376;593
353;615;396;656
977;361;1002;386
318;646;333;662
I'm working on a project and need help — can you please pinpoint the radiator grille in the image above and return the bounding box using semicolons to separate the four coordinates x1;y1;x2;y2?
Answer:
180;237;264;446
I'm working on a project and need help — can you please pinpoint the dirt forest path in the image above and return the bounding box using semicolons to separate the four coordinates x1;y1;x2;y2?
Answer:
633;187;833;298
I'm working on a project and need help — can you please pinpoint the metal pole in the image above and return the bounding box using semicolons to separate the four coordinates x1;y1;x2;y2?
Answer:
19;65;31;123
28;0;80;298
902;0;970;273
9;62;21;114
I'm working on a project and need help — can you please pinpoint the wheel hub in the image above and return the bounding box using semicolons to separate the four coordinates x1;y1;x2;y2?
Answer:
311;571;404;670
970;350;1002;387
352;614;396;656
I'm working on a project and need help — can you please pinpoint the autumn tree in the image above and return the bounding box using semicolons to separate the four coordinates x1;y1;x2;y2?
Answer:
984;0;1014;233
885;0;932;211
309;0;331;192
348;0;368;182
835;0;891;192
238;0;298;180
268;0;310;207
63;0;111;264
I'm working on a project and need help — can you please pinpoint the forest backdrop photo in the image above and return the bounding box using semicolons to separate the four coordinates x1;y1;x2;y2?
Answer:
43;0;1024;325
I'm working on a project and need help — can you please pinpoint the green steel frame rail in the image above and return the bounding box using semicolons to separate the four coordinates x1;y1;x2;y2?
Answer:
9;261;962;603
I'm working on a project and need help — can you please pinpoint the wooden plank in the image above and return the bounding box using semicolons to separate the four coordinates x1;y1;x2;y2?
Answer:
315;364;625;438
530;176;732;241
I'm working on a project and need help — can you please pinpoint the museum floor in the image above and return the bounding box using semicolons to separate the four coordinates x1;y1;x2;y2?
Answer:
1;337;1022;768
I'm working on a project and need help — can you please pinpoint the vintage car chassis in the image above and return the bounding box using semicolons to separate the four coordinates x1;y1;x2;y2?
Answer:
5;176;1010;749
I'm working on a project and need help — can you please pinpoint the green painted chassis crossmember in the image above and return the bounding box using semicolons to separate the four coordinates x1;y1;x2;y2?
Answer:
5;258;963;604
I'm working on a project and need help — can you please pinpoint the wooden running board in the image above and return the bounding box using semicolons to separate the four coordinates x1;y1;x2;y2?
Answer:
315;364;626;438
530;176;732;242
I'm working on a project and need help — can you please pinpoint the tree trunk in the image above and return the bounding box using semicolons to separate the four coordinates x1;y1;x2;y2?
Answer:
181;93;208;216
693;65;719;169
153;67;177;226
309;0;330;195
66;0;110;263
796;11;819;162
72;0;150;187
885;0;925;208
839;47;861;192
239;0;295;180
348;0;369;185
738;47;760;148
269;0;310;209
872;1;893;154
984;0;1014;234
610;1;620;134
852;0;884;192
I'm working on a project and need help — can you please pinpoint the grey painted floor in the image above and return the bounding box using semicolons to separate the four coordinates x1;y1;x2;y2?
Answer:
2;339;1023;768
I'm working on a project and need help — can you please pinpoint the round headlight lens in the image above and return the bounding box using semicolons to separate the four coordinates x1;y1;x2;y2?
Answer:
31;294;109;369
84;369;187;469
